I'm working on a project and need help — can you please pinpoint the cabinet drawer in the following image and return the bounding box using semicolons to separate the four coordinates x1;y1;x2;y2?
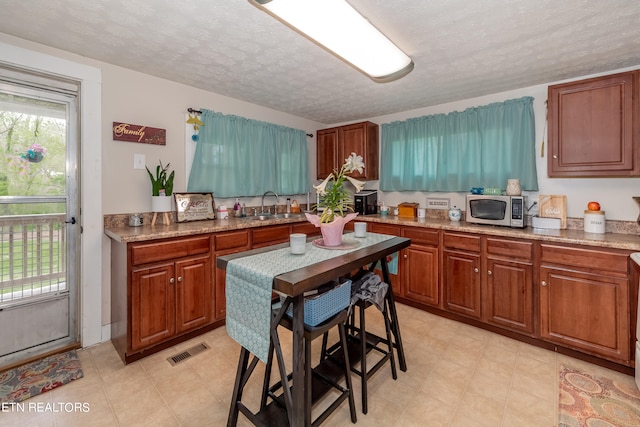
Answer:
402;227;438;246
252;224;290;246
292;222;321;236
443;232;481;252
487;238;532;260
369;223;401;236
540;244;629;274
130;235;210;266
214;230;250;252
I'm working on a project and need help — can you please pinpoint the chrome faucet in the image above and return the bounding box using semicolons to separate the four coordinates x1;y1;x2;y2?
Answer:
261;191;279;214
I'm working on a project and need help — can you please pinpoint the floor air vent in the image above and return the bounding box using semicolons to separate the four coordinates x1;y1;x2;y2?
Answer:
167;342;210;366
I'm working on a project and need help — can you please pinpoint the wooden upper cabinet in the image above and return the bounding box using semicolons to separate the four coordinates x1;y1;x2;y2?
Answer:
548;70;639;177
316;127;338;179
316;121;379;180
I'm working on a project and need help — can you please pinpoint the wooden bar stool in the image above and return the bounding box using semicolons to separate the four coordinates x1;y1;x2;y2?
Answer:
227;295;357;426
263;297;357;426
322;270;399;414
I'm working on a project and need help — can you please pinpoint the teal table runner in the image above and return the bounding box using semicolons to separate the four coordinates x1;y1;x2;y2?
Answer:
226;232;395;362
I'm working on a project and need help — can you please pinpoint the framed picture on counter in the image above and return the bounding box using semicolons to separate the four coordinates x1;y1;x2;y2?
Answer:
174;192;216;222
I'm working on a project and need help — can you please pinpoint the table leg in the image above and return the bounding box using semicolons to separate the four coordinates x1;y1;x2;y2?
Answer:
291;293;307;426
379;257;407;372
227;347;249;427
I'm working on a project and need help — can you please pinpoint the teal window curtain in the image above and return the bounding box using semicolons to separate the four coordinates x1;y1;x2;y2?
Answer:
380;97;538;192
187;109;310;198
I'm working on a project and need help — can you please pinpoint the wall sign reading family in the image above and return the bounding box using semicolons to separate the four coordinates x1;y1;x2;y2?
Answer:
174;192;216;222
112;122;166;145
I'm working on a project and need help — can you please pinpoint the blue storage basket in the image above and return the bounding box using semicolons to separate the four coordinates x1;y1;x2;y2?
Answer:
286;280;351;326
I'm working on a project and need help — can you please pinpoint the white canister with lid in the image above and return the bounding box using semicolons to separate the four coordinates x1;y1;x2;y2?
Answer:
218;205;229;219
584;210;605;233
448;206;462;222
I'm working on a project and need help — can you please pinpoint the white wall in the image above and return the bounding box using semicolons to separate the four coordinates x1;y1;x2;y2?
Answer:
365;66;640;222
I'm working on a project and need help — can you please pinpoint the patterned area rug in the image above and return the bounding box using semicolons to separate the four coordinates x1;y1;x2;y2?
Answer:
0;350;83;404
559;363;640;426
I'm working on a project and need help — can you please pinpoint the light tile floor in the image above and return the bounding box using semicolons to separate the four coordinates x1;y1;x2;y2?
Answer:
2;303;636;426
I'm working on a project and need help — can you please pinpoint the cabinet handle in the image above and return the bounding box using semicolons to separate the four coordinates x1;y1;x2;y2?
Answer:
178;276;183;282
474;267;479;273
541;280;547;287
553;155;558;159
487;270;492;275
403;254;408;259
169;277;175;284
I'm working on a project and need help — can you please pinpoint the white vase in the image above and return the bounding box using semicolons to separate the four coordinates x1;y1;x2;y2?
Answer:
506;179;521;196
151;195;173;212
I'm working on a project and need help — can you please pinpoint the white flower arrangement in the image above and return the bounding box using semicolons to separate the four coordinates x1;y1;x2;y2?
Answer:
313;152;366;223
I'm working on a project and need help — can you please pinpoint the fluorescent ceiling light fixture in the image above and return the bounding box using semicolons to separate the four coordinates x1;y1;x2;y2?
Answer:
250;0;414;83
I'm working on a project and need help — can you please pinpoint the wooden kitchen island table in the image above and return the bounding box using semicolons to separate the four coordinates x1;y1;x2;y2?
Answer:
218;232;410;427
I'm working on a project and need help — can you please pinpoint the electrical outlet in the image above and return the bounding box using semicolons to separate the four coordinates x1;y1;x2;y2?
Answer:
426;197;450;210
133;153;145;170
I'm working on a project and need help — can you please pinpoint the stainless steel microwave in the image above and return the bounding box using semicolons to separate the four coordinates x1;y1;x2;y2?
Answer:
465;195;526;228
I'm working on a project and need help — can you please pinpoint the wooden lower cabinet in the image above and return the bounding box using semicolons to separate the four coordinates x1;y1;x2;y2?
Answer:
443;232;482;319
292;221;322;237
131;262;175;351
539;244;630;363
131;255;211;351
213;230;250;321
483;238;534;334
401;227;439;306
251;224;290;248
369;223;402;294
111;234;214;363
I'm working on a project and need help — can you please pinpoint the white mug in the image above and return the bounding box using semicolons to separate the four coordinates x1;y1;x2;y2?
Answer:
290;233;307;254
417;208;426;218
354;222;367;238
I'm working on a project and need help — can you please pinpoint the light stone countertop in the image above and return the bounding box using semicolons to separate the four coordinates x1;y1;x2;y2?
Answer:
104;213;640;252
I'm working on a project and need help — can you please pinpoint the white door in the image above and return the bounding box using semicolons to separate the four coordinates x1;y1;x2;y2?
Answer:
0;65;80;367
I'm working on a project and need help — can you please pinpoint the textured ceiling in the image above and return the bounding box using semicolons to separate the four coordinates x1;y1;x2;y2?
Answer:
1;0;639;124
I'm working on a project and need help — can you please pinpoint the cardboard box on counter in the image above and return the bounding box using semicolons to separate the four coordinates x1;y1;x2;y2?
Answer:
398;202;419;217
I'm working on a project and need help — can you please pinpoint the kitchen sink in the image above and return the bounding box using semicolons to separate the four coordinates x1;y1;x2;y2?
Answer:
242;213;302;221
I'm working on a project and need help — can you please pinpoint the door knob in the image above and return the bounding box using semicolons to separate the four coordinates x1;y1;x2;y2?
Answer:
487;270;492;275
403;254;408;259
178;276;183;282
541;280;547;287
170;278;175;283
474;267;479;273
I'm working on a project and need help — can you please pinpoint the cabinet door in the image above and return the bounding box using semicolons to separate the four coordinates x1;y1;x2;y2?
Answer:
540;266;630;362
370;223;401;294
316;128;338;179
213;231;251;320
131;263;176;351
403;244;439;306
175;255;212;334
443;250;481;319
484;258;533;334
338;122;379;180
548;71;638;176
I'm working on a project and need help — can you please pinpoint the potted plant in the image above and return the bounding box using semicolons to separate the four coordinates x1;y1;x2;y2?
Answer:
305;152;365;246
146;161;175;212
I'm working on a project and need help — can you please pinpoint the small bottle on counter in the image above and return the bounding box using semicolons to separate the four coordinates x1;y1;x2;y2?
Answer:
241;203;247;218
286;198;291;213
233;198;241;217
